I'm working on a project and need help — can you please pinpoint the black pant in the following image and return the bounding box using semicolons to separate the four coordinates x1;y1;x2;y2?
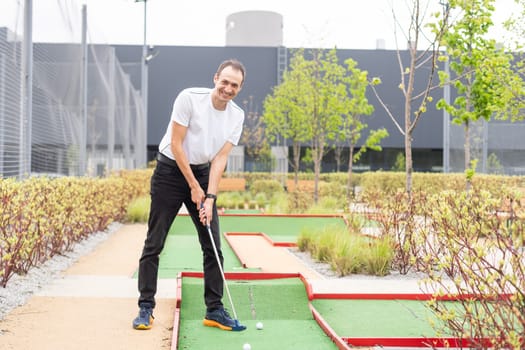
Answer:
137;160;223;311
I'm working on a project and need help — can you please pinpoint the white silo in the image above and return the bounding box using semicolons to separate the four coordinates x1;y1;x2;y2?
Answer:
376;38;386;50
225;10;283;47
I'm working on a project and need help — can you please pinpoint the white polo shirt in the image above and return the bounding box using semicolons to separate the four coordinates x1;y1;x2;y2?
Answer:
158;88;244;164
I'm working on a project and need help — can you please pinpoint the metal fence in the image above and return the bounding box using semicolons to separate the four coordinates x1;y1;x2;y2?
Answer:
0;0;146;179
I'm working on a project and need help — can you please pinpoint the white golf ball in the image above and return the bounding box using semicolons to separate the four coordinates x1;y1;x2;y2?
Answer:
256;321;263;330
243;343;251;350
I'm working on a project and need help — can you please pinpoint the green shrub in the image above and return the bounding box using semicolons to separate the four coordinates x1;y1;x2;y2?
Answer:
330;238;354;276
287;191;312;213
344;212;368;233
319;180;347;203
359;171;405;193
254;192;267;207
307;196;340;214
364;236;394;276
242;191;253;207
126;196;150;223
297;227;317;252
265;192;289;214
331;235;366;276
216;191;244;209
250;179;284;198
314;230;337;262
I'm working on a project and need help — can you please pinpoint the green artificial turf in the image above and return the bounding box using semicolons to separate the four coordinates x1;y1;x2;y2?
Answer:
170;214;346;243
223;209;262;214
157;233;248;278
312;299;450;337
177;277;339;350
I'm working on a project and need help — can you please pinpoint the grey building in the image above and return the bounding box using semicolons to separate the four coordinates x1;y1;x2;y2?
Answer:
114;45;447;172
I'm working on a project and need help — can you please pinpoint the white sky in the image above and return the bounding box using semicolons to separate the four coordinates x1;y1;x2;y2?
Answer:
0;0;521;49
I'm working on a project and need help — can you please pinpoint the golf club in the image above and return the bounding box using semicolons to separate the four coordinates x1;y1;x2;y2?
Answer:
202;204;246;331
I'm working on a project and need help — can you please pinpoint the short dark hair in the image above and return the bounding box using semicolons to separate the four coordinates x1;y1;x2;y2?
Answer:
216;59;246;85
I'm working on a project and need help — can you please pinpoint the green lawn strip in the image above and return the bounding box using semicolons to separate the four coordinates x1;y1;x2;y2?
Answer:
312;299;454;337
177;277;339;350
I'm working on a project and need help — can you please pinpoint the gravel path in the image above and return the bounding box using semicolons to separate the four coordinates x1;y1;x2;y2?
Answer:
0;222;121;321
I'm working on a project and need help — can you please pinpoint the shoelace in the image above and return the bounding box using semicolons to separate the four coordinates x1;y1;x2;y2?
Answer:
140;308;153;319
221;309;232;319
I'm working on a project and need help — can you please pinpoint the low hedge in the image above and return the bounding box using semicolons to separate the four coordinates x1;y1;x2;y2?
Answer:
358;171;525;196
0;169;151;287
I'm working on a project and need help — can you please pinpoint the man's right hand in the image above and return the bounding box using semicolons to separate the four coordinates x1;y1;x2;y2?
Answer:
191;186;205;208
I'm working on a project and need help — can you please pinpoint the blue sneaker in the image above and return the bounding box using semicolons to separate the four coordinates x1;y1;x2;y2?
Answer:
133;305;154;330
203;307;246;331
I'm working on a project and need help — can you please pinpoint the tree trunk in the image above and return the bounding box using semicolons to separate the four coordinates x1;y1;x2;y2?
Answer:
404;41;416;199
405;96;413;199
347;144;355;208
334;145;342;172
313;141;323;204
464;120;471;192
292;141;300;187
465;87;472;192
405;133;413;197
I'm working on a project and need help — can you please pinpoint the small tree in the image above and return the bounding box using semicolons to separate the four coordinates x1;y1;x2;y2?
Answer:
436;0;523;190
340;58;388;204
392;152;406;172
308;48;347;202
264;48;349;202
370;0;449;198
263;49;312;185
503;0;525;120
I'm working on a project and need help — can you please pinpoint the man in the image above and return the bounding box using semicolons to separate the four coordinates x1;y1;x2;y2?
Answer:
132;59;246;331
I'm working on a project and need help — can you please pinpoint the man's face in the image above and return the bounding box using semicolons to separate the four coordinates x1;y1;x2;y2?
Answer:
213;66;243;103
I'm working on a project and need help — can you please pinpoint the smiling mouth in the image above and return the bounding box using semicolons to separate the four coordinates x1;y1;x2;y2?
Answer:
220;91;232;98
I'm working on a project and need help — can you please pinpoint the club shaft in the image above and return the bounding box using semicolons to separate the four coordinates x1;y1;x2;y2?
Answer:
206;223;238;320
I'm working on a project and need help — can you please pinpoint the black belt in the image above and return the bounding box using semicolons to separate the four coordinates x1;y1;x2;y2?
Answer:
156;153;210;171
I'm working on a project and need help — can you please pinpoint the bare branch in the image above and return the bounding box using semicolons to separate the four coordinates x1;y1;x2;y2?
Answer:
369;84;406;135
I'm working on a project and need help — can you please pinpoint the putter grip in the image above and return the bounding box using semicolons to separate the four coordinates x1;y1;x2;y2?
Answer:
200;202;210;226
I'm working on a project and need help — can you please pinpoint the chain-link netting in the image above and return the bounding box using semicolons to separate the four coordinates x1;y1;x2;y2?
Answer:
0;0;145;178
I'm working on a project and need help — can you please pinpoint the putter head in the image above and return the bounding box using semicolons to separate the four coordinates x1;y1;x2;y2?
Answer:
232;319;246;332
